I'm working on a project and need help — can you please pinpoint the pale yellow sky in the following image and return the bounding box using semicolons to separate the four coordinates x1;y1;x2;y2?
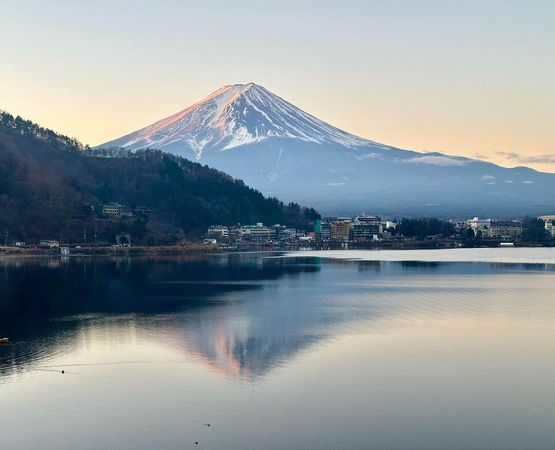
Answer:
1;1;554;171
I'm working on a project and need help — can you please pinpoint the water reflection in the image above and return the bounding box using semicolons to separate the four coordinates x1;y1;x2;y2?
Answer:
4;253;555;450
0;254;324;380
2;254;555;383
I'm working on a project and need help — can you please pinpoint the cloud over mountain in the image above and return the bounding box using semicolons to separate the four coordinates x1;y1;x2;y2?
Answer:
496;151;555;165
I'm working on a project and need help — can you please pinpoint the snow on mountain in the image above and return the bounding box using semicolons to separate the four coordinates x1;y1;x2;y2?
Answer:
99;83;555;216
102;83;374;158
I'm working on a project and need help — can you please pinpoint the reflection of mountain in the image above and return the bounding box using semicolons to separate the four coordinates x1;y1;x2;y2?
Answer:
165;297;326;380
0;255;386;381
0;255;470;381
0;254;322;380
3;255;539;382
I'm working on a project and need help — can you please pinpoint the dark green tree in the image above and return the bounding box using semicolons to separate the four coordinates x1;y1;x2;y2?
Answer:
522;217;548;241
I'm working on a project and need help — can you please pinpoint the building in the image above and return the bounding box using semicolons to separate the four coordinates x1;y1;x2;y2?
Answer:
273;225;298;241
120;206;133;217
315;219;331;241
207;225;230;240
102;203;122;216
101;203;134;218
487;220;523;241
238;223;274;241
467;217;492;237
538;215;555;238
330;218;352;242
351;215;382;242
384;221;397;231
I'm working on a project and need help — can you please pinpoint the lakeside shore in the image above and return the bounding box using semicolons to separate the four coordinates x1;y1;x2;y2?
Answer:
0;242;219;258
1;239;553;259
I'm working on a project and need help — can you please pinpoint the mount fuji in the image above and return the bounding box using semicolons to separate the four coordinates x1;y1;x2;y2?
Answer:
100;83;555;217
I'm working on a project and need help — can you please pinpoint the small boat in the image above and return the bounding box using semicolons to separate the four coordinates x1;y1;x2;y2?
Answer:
0;337;10;345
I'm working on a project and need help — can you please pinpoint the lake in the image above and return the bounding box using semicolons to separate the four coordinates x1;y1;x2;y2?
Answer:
1;250;555;449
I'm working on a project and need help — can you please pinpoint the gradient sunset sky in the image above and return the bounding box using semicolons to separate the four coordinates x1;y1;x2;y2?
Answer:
2;0;554;171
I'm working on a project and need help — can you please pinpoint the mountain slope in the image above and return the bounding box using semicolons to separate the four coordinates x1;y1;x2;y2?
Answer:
100;83;555;217
102;83;371;157
0;111;319;243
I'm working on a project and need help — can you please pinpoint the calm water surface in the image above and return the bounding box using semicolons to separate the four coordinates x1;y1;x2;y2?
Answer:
1;251;555;449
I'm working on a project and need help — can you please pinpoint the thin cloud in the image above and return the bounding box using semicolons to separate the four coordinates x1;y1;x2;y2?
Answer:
496;151;555;164
402;155;467;167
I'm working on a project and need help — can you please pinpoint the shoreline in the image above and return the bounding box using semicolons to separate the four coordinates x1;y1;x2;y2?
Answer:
282;247;555;265
0;243;218;258
1;241;553;260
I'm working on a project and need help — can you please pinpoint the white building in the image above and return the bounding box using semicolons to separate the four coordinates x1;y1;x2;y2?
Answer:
539;215;555;237
487;220;523;241
238;223;273;241
467;217;492;236
384;221;397;230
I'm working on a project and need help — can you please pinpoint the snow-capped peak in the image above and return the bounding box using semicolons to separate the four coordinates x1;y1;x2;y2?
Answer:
100;83;373;158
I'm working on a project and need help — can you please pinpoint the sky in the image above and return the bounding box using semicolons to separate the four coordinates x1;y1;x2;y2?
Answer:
1;0;554;171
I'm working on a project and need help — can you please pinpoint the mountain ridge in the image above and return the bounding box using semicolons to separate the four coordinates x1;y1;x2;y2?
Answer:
99;83;555;217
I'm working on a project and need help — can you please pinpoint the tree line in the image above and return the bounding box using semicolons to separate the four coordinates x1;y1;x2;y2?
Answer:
0;111;320;244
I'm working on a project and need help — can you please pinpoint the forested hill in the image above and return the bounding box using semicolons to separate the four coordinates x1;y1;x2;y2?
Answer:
0;111;320;244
